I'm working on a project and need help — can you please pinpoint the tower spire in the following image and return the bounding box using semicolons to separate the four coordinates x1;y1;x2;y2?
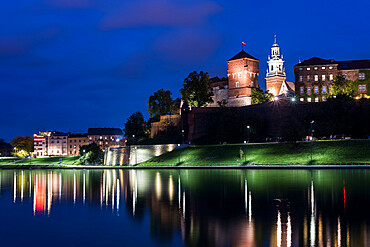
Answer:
274;35;277;44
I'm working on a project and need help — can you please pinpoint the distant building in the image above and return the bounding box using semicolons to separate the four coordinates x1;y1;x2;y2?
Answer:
33;133;49;157
265;36;295;97
67;134;88;156
48;133;68;156
294;57;370;102
87;128;124;149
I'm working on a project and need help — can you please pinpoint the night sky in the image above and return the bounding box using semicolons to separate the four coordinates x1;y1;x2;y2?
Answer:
1;0;369;141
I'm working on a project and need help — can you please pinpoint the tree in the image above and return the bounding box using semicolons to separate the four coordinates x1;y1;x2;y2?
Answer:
180;71;214;107
251;87;273;105
124;111;148;143
329;75;355;98
0;139;12;157
148;89;176;119
10;136;33;156
79;143;103;165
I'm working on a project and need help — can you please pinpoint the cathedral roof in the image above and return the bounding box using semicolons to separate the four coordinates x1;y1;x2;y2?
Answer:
227;50;258;61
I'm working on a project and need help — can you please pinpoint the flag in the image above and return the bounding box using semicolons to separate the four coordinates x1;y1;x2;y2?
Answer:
242;42;246;46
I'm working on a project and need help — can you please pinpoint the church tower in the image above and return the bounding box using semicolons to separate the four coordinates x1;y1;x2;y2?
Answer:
265;36;287;96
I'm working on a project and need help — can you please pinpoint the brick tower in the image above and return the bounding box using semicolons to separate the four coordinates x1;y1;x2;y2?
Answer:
265;35;286;96
227;50;259;106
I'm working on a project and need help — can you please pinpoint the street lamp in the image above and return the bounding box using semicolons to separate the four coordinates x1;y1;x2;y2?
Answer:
181;130;185;144
310;120;314;163
132;135;135;145
178;144;181;164
83;149;86;165
247;126;250;143
13;147;17;157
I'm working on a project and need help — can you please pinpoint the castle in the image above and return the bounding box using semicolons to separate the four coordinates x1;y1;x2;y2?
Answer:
208;36;294;107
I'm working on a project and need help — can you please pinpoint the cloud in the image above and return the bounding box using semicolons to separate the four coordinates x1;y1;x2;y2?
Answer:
99;0;221;29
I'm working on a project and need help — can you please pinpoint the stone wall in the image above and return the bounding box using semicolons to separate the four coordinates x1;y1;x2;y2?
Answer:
104;144;187;165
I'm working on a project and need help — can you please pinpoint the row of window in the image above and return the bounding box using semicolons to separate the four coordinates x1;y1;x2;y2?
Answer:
231;72;256;79
69;139;86;143
359;73;366;80
299;74;334;82
300;86;328;95
234;81;255;88
299;66;333;71
300;97;327;102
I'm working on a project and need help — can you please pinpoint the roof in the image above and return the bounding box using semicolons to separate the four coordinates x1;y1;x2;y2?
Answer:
337;60;370;70
295;57;336;66
88;128;123;136
227;50;258;61
210;77;228;89
69;133;87;138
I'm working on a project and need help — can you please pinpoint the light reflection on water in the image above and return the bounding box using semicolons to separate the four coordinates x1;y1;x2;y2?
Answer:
1;169;370;246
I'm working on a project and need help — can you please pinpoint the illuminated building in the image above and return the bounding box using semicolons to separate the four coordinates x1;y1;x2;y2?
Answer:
67;133;88;156
87;128;124;149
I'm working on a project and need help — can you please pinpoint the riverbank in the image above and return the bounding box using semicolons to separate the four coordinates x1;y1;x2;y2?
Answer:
141;140;370;166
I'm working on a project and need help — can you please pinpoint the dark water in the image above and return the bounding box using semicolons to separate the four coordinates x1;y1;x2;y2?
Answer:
0;169;369;247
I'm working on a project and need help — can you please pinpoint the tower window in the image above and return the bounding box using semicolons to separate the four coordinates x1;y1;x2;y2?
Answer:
233;73;236;79
271;65;273;71
307;68;311;71
238;72;242;78
359;84;367;93
307;75;311;82
314;75;318;81
314;86;319;94
235;82;239;87
329;74;334;81
299;76;303;82
322;75;325;81
322;86;327;94
300;86;304;94
322;67;325;70
307;87;312;94
359;73;365;80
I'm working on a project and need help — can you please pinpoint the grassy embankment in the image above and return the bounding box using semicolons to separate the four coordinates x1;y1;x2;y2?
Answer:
141;140;370;166
0;156;82;168
0;158;22;165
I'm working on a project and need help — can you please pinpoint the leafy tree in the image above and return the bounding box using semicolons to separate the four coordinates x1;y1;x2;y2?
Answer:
179;71;214;107
10;136;33;156
79;142;103;165
124;111;148;143
171;97;181;115
148;89;176;119
329;75;355;98
251;87;273;104
0;139;12;156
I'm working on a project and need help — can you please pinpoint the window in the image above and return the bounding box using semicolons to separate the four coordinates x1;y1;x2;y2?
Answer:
322;86;327;94
343;74;348;79
322;75;325;81
314;75;318;81
307;75;311;82
299;68;303;71
314;67;318;70
307;87;311;94
329;74;334;81
300;86;304;94
307;68;311;71
79;140;81;142
235;82;239;87
315;97;319;102
233;73;236;79
322;96;327;101
251;81;254;87
359;73;365;80
359;84;367;93
70;145;72;148
329;66;333;69
299;76;303;82
314;86;319;94
307;97;312;102
322;67;325;70
238;72;242;78
300;98;304;102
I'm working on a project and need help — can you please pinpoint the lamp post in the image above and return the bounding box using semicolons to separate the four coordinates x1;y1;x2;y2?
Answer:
83;149;86;165
247;126;250;143
13;147;17;157
178;144;181;164
132;135;135;145
181;130;185;144
310;120;314;162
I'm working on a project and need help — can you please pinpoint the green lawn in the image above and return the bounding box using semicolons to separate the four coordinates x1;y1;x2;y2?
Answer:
0;158;22;165
16;156;82;165
141;140;370;166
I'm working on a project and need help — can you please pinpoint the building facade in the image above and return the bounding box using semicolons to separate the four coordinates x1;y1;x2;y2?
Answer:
265;36;295;97
87;128;124;149
33;133;48;157
48;133;68;156
294;57;370;102
67;134;88;156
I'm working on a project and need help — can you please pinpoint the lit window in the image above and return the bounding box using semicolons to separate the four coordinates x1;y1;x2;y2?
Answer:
322;75;325;81
322;97;327;101
322;86;327;94
314;86;319;94
307;87;311;94
314;67;318;70
299;68;303;71
235;82;239;87
300;98;304;102
307;75;311;82
315;97;319;102
307;97;312;102
238;72;242;78
300;86;304;94
307;68;311;71
233;73;236;79
329;74;334;81
299;76;303;82
314;75;318;81
359;84;367;93
359;73;365;80
322;67;325;70
329;66;333;69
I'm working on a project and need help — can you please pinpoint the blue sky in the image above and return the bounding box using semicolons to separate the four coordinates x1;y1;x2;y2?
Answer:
1;0;369;141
